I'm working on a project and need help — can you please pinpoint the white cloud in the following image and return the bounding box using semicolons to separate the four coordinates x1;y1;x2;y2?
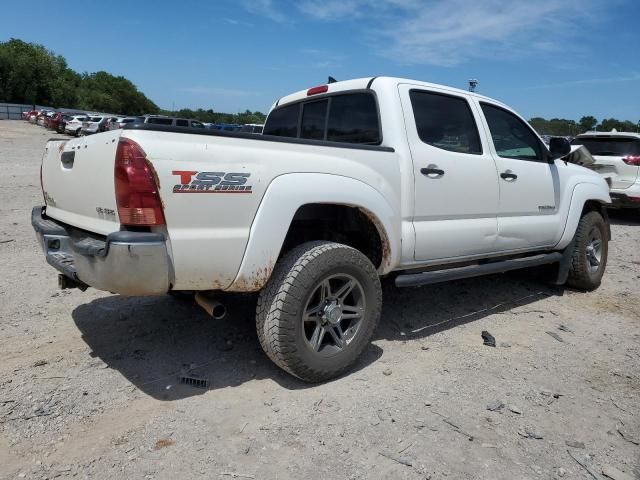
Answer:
520;72;640;90
241;0;603;66
377;0;598;66
240;0;286;23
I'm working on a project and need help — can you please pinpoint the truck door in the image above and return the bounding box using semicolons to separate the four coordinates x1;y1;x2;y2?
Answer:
477;101;560;250
399;85;500;261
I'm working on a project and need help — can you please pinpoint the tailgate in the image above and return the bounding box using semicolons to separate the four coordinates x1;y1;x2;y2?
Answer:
591;155;638;190
42;130;122;235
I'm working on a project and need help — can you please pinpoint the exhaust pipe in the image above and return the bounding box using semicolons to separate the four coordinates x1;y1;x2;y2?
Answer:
195;292;227;320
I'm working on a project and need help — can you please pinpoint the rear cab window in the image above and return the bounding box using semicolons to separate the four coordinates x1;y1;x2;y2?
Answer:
571;137;640;157
264;91;381;145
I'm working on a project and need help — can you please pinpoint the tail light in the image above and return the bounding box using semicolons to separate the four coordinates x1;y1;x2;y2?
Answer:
622;155;640;166
114;138;165;226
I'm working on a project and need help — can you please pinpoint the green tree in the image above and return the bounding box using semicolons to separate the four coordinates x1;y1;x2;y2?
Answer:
578;116;597;133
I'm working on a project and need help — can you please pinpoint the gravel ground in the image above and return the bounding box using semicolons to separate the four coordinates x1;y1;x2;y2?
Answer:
1;120;639;480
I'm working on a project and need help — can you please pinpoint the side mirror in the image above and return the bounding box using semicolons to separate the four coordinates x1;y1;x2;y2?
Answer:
549;137;571;160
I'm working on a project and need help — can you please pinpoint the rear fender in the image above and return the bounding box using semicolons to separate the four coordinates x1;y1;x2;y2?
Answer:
226;173;400;292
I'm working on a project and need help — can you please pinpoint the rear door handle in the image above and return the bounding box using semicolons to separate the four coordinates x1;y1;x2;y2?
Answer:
421;167;445;177
500;171;517;181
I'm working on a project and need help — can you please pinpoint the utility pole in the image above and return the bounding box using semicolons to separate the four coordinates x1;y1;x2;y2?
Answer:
468;79;478;93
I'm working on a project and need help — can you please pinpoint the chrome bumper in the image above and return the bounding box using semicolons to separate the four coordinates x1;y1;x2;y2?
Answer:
31;206;170;295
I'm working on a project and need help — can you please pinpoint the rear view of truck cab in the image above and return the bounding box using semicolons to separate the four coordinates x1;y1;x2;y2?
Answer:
33;131;171;295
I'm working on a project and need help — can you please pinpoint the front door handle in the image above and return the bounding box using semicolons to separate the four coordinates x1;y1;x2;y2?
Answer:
421;166;445;177
500;171;518;181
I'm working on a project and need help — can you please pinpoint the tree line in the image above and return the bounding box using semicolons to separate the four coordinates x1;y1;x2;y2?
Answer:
0;38;267;122
528;116;638;136
159;108;266;125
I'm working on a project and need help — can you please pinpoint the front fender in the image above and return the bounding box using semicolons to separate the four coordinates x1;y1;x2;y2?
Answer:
555;182;611;250
226;173;400;292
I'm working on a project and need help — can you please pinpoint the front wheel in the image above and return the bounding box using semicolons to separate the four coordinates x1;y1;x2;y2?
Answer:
566;211;608;290
256;241;382;382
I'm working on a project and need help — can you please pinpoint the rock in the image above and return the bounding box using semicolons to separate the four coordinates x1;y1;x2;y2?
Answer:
557;467;567;477
32;360;48;367
500;342;512;348
517;427;543;439
565;440;585;449
481;331;496;347
382;368;392;376
558;324;574;333
546;331;564;343
508;405;522;415
420;346;429;351
602;465;634;480
486;400;505;412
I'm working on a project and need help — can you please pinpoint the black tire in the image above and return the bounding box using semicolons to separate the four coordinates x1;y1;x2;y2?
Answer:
566;211;608;290
256;241;382;382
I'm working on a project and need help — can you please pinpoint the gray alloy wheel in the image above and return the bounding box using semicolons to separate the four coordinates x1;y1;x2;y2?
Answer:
567;211;608;290
256;241;382;382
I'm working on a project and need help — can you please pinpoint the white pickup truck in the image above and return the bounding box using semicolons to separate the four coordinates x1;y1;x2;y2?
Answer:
33;77;611;382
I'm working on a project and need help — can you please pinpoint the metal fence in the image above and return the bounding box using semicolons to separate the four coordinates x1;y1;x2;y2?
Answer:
0;103;39;120
0;103;104;120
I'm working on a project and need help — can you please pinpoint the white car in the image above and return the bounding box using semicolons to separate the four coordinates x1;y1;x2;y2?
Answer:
81;116;108;135
34;76;611;382
571;131;640;209
63;115;89;136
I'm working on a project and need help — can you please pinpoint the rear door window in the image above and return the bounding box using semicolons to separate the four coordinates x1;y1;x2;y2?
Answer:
301;100;328;140
175;119;188;127
409;90;482;154
570;137;640;156
264;103;299;137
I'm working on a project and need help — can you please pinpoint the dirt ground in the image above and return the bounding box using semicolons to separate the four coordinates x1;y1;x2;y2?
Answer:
0;120;638;480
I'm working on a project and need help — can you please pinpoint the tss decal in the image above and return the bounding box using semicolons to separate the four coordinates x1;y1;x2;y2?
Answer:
172;171;253;193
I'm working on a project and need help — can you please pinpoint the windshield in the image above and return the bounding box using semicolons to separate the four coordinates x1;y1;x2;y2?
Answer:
90;117;102;122
571;137;640;157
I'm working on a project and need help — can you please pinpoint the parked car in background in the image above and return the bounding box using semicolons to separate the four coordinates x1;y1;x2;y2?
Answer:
208;123;242;131
109;117;145;130
81;116;109;135
64;115;89;136
572;131;640;209
47;112;66;131
141;116;205;128
36;111;52;126
101;117;120;132
239;123;264;134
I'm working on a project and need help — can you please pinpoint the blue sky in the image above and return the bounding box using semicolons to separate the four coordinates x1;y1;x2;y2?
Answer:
3;0;639;121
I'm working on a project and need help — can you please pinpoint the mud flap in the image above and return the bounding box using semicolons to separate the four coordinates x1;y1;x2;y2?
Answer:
552;239;575;286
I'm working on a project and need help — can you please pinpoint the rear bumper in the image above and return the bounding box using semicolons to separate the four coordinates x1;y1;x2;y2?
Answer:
610;191;640;208
31;206;171;295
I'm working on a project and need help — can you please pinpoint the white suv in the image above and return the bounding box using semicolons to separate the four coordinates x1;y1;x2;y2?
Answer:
571;132;640;209
63;115;89;136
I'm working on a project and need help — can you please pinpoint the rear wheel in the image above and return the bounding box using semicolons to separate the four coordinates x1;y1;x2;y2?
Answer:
256;241;382;382
566;211;608;290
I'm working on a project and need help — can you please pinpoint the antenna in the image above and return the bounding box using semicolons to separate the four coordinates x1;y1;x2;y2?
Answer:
468;79;478;92
328;76;337;84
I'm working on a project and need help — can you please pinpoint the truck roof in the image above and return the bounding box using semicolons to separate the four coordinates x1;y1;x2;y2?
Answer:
273;76;508;110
